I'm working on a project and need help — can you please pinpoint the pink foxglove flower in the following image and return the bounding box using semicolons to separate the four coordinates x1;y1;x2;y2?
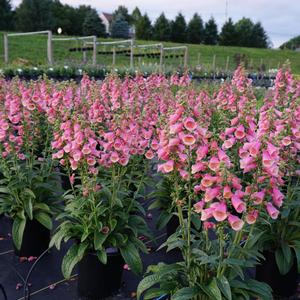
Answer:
228;214;244;231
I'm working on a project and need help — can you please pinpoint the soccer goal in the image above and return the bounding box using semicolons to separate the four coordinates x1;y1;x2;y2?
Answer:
134;43;164;72
163;46;188;69
86;39;134;68
52;36;97;66
3;30;53;65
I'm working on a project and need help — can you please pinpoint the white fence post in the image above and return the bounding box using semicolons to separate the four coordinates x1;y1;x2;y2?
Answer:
159;44;164;73
130;39;134;69
47;31;53;65
112;46;116;66
93;36;97;66
184;46;188;69
4;33;8;64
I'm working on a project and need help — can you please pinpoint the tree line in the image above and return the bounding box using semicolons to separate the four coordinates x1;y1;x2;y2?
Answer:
0;0;269;48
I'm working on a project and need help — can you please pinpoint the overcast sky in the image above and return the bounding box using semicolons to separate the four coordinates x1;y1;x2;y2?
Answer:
11;0;299;48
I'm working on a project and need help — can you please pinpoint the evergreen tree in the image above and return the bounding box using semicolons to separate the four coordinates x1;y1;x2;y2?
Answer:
112;5;131;24
82;9;106;37
135;13;153;40
204;17;218;45
235;17;254;47
280;35;300;50
251;22;268;48
171;13;187;43
111;13;129;38
219;18;238;46
74;5;95;36
0;0;14;30
186;13;204;44
15;0;54;32
153;13;171;41
51;1;73;35
131;6;142;25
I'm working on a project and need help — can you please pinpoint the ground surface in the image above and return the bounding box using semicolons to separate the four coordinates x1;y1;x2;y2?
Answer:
0;192;179;300
0;33;300;74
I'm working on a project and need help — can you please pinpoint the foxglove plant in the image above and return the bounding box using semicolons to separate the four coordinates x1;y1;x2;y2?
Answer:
0;78;62;250
50;75;153;278
137;67;297;299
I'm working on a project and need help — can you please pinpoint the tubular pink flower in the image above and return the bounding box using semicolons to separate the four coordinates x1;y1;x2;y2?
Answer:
183;117;197;132
266;202;279;219
246;210;259;224
228;214;244;231
231;195;246;213
182;134;196;146
208;156;220;171
271;187;284;208
212;202;227;222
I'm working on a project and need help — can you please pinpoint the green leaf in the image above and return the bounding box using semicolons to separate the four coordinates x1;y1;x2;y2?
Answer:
293;246;300;273
34;203;51;213
156;211;173;230
246;279;272;300
200;278;222;300
109;218;118;231
94;231;108;250
143;288;169;300
61;243;87;279
97;249;107;264
137;273;163;300
120;242;143;275
217;276;232;300
24;197;33;220
172;287;200;300
275;244;293;275
35;212;52;230
0;187;9;194
191;214;201;230
50;228;66;250
148;199;161;210
23;188;36;199
12;217;26;250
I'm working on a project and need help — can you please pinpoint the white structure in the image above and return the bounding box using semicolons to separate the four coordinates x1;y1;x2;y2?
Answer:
99;12;113;35
99;12;135;37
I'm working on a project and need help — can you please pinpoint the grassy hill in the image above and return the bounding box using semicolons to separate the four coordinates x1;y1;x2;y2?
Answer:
0;32;300;74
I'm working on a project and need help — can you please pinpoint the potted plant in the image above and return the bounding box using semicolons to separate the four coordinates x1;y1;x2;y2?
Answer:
253;67;300;297
255;176;300;297
0;78;62;257
51;168;150;298
138;66;299;299
49;76;153;298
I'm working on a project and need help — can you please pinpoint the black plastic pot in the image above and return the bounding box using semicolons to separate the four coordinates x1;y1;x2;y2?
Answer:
14;219;50;257
256;251;298;297
78;248;124;299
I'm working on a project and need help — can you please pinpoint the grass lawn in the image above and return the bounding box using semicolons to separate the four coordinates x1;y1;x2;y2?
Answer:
0;32;300;73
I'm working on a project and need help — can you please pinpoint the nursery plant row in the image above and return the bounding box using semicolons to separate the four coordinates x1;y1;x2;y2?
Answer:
0;65;276;84
0;66;299;300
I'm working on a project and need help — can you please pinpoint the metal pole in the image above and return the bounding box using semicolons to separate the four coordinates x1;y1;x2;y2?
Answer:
225;56;229;73
212;54;216;72
47;31;53;65
184;46;188;69
4;33;8;64
159;44;164;73
83;42;87;64
130;39;134;69
112;46;116;66
92;36;97;66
